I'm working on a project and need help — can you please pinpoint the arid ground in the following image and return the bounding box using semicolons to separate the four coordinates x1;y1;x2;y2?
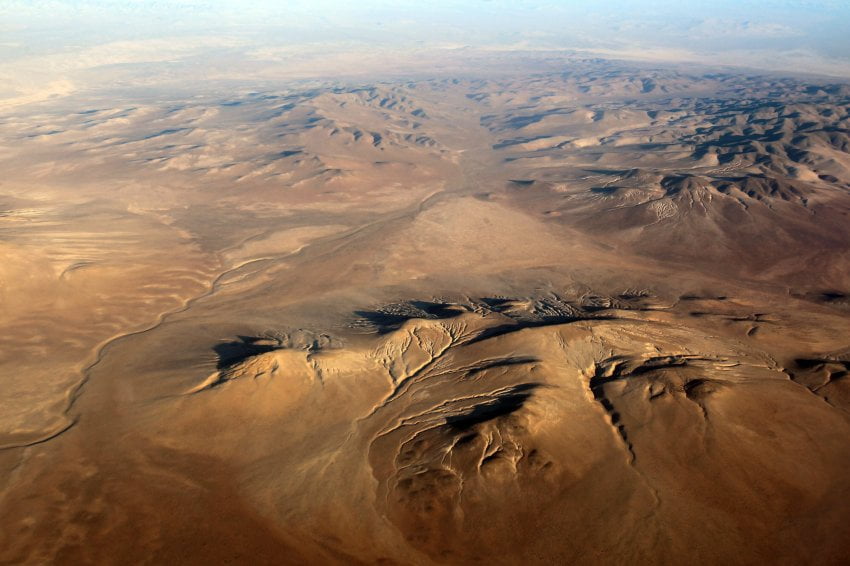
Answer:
1;55;850;564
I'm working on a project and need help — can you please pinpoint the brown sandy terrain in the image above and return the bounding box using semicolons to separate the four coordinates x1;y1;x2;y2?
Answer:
1;58;850;564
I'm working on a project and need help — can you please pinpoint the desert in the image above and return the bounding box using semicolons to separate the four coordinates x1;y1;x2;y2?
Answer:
1;3;850;564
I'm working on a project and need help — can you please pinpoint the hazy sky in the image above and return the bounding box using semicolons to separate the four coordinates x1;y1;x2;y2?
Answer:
3;1;848;50
1;1;849;107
